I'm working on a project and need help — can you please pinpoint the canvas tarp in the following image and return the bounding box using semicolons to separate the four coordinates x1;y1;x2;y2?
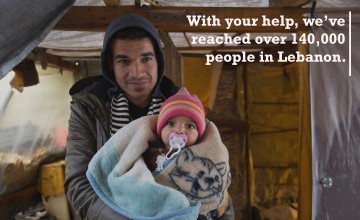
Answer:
0;0;75;79
310;12;360;220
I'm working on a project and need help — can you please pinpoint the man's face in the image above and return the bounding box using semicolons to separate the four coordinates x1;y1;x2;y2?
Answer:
111;38;158;107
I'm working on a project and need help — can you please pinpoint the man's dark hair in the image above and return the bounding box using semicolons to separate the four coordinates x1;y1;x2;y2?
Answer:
108;27;158;65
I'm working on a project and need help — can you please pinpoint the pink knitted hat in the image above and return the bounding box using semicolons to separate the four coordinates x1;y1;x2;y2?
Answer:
157;87;206;138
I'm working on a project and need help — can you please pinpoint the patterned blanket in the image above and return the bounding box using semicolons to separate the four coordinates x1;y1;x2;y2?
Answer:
86;115;231;219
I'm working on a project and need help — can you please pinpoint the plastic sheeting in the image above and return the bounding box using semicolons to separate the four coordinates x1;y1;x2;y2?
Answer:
0;70;74;196
39;30;104;58
310;12;360;220
40;31;104;50
0;0;75;79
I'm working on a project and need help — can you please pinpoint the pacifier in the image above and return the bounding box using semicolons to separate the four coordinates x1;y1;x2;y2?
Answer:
155;132;188;171
169;132;188;149
165;132;187;159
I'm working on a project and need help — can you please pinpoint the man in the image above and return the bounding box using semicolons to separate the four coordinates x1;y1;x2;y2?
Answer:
65;13;234;219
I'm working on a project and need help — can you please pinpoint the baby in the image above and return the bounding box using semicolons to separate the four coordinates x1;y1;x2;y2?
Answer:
87;87;232;219
143;87;206;172
143;87;231;219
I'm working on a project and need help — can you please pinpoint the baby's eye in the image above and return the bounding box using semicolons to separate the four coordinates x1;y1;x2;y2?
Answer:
165;121;174;126
187;123;196;129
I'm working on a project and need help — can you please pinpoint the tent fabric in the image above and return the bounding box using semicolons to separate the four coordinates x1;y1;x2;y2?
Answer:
247;64;300;214
0;0;75;79
182;56;222;110
39;31;104;50
310;12;360;220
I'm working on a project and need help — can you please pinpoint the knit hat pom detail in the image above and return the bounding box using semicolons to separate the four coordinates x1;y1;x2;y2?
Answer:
157;87;205;138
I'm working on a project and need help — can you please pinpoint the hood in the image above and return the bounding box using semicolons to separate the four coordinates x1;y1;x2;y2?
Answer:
100;13;165;96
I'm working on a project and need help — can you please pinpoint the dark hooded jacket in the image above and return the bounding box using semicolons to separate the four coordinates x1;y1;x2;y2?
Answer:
64;13;178;220
64;13;234;220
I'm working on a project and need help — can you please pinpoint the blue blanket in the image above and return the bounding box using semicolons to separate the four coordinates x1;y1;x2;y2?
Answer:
87;115;231;219
86;115;200;220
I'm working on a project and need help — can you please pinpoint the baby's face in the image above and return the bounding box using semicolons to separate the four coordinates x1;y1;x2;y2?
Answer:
161;115;199;148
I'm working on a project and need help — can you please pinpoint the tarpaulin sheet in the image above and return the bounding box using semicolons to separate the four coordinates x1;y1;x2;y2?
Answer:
0;0;75;79
310;12;360;220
